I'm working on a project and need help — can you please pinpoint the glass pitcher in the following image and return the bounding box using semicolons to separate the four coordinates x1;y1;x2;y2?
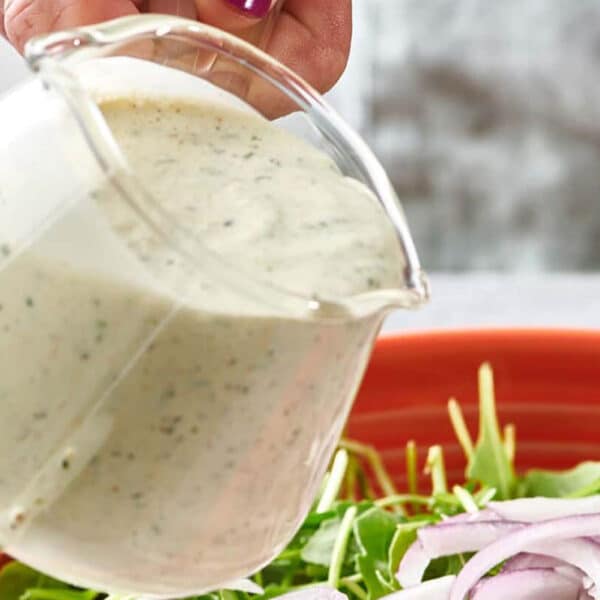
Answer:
0;14;428;599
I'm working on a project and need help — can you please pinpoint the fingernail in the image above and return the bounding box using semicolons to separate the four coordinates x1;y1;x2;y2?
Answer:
224;0;271;18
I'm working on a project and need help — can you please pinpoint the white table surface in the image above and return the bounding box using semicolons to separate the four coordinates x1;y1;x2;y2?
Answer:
382;272;600;334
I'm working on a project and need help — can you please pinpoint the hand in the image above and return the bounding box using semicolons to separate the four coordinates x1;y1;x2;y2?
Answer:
1;0;351;96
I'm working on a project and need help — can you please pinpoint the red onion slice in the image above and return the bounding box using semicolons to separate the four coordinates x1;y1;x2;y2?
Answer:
397;521;522;588
450;514;600;600
397;540;429;589
489;497;600;523
502;552;586;583
380;575;455;600
470;568;581;600
502;552;566;572
518;539;600;591
418;521;524;556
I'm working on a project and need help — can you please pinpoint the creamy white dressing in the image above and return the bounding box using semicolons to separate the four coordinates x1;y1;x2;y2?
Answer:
0;98;404;597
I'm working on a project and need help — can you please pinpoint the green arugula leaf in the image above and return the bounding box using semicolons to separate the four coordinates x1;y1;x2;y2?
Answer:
328;506;357;588
467;363;515;499
353;508;398;573
301;518;341;567
349;507;401;599
0;562;73;600
423;554;467;581
255;584;295;599
334;501;374;520
23;590;97;600
388;522;422;575
303;510;337;528
355;555;393;600
521;462;600;498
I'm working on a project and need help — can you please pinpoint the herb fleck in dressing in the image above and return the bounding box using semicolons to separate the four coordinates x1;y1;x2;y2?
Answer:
0;98;404;597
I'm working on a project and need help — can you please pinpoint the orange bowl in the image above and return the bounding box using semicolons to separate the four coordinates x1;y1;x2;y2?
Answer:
347;329;600;491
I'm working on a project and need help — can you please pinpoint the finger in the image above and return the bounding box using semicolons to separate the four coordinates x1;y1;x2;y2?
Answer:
1;3;6;37
147;0;197;19
267;0;352;94
193;0;276;32
4;0;139;53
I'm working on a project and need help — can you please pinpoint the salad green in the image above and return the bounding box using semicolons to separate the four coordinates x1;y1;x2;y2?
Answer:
1;363;598;600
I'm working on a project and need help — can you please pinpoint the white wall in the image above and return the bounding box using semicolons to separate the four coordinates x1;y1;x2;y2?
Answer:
0;37;27;91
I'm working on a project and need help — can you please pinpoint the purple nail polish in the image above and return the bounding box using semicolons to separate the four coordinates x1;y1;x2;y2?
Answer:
224;0;271;18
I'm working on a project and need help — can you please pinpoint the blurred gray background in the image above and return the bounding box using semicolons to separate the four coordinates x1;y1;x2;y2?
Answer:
3;0;600;275
331;0;600;273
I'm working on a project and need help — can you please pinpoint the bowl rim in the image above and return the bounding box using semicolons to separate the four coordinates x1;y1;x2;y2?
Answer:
377;327;600;347
355;325;600;415
352;327;600;480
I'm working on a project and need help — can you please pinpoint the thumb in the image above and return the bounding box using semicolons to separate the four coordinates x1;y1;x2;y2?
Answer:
193;0;277;32
4;0;139;53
